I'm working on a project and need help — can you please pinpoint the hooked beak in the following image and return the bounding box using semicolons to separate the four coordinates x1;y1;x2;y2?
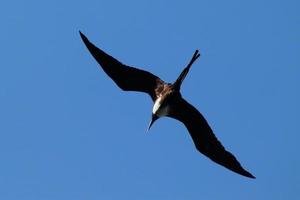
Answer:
147;114;159;132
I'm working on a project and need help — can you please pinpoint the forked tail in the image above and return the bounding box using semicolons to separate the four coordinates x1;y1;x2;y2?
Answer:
173;50;200;91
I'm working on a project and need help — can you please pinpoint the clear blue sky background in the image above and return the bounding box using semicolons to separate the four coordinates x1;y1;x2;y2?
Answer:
0;0;299;199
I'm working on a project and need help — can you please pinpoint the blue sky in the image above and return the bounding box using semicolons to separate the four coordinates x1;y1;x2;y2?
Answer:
0;0;299;199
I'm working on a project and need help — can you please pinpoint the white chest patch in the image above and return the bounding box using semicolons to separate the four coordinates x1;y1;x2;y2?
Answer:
152;98;170;117
152;98;162;114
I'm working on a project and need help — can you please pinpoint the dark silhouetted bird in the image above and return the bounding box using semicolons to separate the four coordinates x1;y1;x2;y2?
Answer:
79;31;255;179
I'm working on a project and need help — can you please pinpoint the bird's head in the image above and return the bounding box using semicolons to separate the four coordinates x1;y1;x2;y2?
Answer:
147;113;159;132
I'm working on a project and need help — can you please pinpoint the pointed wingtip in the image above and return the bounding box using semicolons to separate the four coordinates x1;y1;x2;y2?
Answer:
79;31;86;40
244;171;256;179
247;172;256;179
79;31;91;47
238;168;255;179
79;31;88;42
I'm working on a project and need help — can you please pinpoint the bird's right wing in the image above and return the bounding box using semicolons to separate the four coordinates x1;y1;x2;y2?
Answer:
168;97;255;178
80;31;164;101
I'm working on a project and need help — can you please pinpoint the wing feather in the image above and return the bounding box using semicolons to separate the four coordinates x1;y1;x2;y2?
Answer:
80;31;164;101
169;97;255;178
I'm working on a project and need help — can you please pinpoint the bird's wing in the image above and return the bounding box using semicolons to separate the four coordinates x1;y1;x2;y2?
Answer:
168;97;255;178
80;31;164;101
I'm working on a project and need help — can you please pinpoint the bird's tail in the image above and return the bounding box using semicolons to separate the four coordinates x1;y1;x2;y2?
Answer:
173;50;200;91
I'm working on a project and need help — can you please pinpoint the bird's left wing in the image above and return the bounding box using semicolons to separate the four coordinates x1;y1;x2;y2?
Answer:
80;31;164;101
168;97;255;178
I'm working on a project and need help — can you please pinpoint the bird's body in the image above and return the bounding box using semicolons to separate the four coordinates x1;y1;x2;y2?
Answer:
79;31;255;179
152;84;175;116
152;97;168;117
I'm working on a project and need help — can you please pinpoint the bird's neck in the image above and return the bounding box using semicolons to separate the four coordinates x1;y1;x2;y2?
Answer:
153;97;170;117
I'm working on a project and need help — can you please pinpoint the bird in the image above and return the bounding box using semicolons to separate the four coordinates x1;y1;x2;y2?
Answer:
79;31;255;179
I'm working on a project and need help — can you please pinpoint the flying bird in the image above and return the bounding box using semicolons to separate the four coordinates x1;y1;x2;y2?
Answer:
79;31;255;179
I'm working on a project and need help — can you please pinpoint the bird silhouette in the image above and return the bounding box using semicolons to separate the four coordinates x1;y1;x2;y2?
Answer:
79;31;255;179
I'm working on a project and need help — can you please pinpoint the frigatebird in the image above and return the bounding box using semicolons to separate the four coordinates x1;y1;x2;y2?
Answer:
79;31;255;179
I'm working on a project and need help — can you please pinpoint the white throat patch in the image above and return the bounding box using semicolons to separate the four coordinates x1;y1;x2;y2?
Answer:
152;97;169;117
152;98;162;114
